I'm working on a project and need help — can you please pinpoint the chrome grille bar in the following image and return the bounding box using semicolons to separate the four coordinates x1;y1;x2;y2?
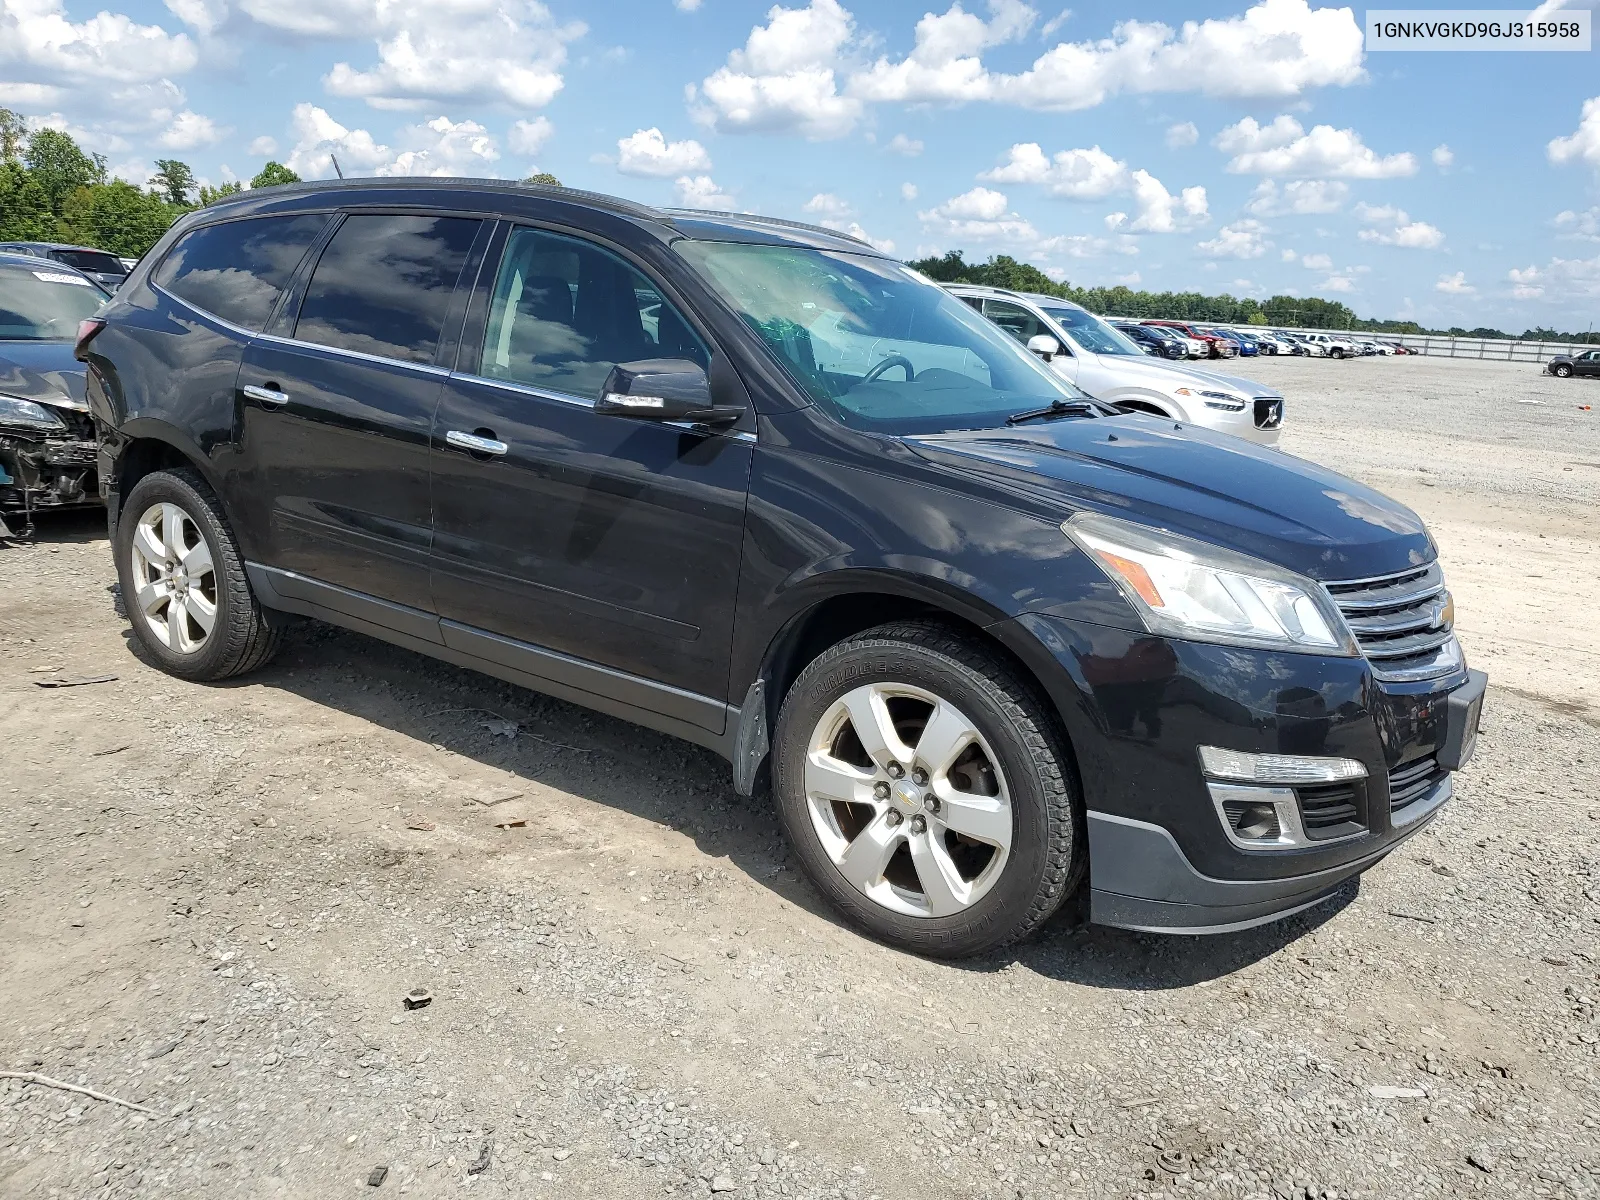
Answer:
1326;562;1461;682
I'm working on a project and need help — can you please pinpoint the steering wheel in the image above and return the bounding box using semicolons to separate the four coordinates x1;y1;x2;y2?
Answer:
860;355;915;384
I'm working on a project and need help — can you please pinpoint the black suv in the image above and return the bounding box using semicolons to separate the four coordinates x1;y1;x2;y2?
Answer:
80;180;1485;956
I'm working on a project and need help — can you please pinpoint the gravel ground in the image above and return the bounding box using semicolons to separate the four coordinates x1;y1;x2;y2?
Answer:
1;354;1597;1200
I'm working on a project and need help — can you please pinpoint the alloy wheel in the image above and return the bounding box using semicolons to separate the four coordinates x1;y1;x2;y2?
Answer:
129;501;218;654
803;682;1012;918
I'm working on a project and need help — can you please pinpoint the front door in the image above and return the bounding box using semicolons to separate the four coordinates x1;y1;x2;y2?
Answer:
1578;350;1600;378
982;298;1079;385
234;212;483;612
428;224;752;725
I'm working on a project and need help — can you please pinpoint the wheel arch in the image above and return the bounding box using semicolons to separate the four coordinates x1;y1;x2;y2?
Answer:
730;573;1082;799
106;420;226;534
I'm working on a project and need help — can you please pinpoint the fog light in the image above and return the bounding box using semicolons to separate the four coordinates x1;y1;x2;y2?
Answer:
1199;746;1367;785
1228;801;1280;841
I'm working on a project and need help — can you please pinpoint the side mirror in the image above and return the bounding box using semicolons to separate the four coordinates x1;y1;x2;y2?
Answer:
1026;334;1061;362
595;358;745;425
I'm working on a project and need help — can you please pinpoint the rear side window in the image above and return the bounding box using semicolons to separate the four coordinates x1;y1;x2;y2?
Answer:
294;214;481;365
50;249;125;276
154;215;331;331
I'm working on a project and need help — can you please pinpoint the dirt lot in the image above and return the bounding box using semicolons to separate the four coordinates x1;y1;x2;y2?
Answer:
2;355;1597;1200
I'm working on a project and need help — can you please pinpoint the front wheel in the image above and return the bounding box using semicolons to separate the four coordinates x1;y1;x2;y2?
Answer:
115;467;281;681
1553;364;1573;378
773;621;1083;958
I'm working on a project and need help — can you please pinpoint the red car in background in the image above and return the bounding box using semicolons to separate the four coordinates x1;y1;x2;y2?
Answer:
1141;319;1237;359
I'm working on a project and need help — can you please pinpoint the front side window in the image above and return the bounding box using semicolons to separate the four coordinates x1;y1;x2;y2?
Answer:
478;227;707;397
981;299;1048;344
295;214;481;365
674;240;1084;435
0;263;108;339
154;214;330;331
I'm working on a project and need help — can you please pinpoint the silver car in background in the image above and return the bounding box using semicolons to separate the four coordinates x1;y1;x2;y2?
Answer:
948;286;1284;446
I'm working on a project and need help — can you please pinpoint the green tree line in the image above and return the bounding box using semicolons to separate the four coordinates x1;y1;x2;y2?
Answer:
0;108;302;260
908;250;1599;345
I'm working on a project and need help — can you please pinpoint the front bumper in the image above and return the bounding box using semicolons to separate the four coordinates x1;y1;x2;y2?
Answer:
998;613;1486;934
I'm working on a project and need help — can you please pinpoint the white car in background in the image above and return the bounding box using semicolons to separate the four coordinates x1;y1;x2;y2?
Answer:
948;286;1284;446
1299;331;1360;359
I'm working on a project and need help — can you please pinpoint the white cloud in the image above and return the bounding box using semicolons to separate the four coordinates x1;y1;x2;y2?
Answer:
0;0;198;86
982;143;1127;198
1554;206;1600;241
1507;254;1600;300
983;0;1365;111
1165;121;1199;148
1353;202;1444;249
1548;95;1600;169
248;135;278;156
694;0;862;139
616;127;711;177
674;174;736;209
508;117;554;158
1435;271;1475;295
299;0;585;110
675;0;703;10
850;0;1034;104
885;133;923;156
917;186;1134;261
1280;248;1297;262
1216;115;1417;178
900;181;919;201
158;109;226;150
1320;273;1356;292
284;102;394;178
1431;143;1453;168
803;192;852;219
982;142;1205;233
377;115;500;177
1300;252;1332;270
1245;178;1347;215
163;0;227;35
1197;219;1271;259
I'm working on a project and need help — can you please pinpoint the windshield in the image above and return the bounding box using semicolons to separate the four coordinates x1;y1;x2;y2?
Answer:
0;264;107;340
1038;304;1142;356
673;241;1085;433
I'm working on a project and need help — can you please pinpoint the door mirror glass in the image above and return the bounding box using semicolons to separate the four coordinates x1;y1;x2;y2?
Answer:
595;358;744;424
1026;334;1061;361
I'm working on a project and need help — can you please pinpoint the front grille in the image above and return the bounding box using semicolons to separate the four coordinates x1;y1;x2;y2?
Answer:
1297;781;1361;836
1253;396;1283;428
1388;755;1444;814
1325;563;1461;682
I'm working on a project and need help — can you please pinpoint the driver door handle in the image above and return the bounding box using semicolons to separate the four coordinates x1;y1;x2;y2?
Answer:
445;430;508;456
242;384;289;408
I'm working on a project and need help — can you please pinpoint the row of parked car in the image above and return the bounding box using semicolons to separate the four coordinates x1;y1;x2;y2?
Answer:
1106;319;1413;360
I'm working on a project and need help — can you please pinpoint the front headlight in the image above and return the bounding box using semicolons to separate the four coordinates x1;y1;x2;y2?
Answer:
0;394;67;431
1063;511;1359;655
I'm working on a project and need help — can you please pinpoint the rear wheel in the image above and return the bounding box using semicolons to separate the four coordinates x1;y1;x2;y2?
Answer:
773;621;1083;958
115;467;281;681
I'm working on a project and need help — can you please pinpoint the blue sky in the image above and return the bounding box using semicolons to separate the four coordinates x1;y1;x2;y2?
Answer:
3;0;1598;329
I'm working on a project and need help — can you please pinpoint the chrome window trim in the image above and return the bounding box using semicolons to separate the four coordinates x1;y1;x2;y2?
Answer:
253;331;451;376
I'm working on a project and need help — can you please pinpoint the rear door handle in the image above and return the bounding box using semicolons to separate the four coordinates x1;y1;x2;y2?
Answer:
242;384;289;408
445;429;508;456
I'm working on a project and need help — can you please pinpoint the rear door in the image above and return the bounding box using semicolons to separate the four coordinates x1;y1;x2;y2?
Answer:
427;222;753;723
233;212;485;614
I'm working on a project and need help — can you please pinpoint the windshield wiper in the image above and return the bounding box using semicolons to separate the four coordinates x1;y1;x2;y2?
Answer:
1005;398;1097;426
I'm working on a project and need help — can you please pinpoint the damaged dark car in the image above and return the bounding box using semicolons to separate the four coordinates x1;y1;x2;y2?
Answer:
0;251;108;537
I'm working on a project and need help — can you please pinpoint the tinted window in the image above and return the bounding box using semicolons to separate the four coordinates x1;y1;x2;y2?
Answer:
982;299;1047;344
50;249;125;276
479;227;708;397
154;215;330;331
296;214;480;365
0;263;108;339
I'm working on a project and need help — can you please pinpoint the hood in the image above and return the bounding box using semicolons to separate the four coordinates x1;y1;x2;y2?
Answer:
1077;352;1280;399
0;341;89;411
905;415;1433;581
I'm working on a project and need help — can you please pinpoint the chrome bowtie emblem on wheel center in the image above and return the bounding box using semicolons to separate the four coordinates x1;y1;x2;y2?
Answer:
892;779;922;811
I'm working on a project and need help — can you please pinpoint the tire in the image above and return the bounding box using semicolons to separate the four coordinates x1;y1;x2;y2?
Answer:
1331;347;1345;359
1553;364;1573;378
772;620;1083;958
115;467;281;681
